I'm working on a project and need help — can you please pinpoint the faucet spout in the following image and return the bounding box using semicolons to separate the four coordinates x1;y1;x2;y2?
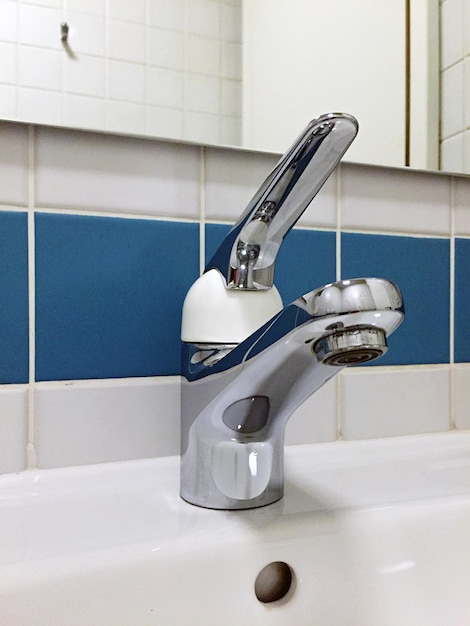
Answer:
206;112;358;290
180;112;405;510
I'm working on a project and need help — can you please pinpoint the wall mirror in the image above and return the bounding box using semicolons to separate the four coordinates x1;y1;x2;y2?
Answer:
1;1;462;174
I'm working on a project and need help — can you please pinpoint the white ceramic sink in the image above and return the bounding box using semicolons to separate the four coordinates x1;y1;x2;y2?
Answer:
1;432;470;625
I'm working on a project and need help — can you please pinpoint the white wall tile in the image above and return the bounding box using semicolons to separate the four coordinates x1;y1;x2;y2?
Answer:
108;0;146;23
0;42;16;84
108;60;145;103
65;0;106;16
454;175;470;235
298;170;337;229
441;63;465;139
0;387;28;474
221;41;241;80
184;73;219;115
220;78;241;118
441;133;465;174
23;0;62;8
186;35;220;76
64;54;105;97
108;19;145;64
35;126;201;217
453;364;470;429
18;4;62;50
464;57;470;131
0;122;29;207
18;46;62;92
35;378;180;469
105;100;146;135
148;0;184;31
285;378;337;445
220;115;241;146
186;0;220;38
148;27;184;71
341;163;451;236
341;366;451;440
146;105;184;141
147;67;184;109
63;93;106;130
440;0;464;69
17;87;62;126
220;3;242;42
0;0;18;43
184;111;220;144
464;0;470;56
204;147;279;222
0;85;16;120
465;130;470;175
64;11;106;57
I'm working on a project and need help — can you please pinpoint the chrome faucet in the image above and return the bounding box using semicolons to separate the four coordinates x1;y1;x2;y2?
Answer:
180;113;404;510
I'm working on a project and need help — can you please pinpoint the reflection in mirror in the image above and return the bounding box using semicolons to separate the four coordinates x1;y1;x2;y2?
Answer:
0;0;467;174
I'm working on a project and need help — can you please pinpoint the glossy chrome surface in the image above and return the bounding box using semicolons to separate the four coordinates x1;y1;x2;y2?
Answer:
181;278;404;509
181;113;404;510
206;112;358;290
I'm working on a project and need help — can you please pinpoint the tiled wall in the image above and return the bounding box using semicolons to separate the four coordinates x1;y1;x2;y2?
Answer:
1;119;470;475
0;0;242;145
440;0;470;173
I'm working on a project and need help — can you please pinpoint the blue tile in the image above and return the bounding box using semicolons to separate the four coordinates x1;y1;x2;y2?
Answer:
35;214;199;381
455;238;470;362
205;224;336;304
0;211;29;384
342;233;450;365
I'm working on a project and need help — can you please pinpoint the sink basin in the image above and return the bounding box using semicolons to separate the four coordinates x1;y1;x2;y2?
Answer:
1;432;470;625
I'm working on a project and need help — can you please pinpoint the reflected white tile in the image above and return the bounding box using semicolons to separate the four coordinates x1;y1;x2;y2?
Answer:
66;0;105;16
108;19;145;63
0;122;29;207
221;41;242;80
63;93;106;130
64;12;106;57
221;79;241;118
148;0;184;31
0;0;17;43
185;0;219;38
18;87;62;126
220;116;242;146
148;67;184;109
148;27;184;71
35;126;200;218
454;364;470;429
146;105;184;141
18;46;62;92
35;378;180;469
205;147;279;221
185;74;219;115
221;3;242;42
442;63;465;139
108;0;146;23
108;60;145;103
341;366;451;440
285;378;337;445
0;386;28;474
184;111;220;144
298;170;337;229
186;35;220;76
441;0;464;69
0;85;16;121
341;163;451;236
106;100;146;135
64;54;105;97
18;4;62;50
441;134;464;174
0;42;16;84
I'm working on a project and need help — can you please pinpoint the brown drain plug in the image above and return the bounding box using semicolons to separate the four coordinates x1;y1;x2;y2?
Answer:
254;561;294;603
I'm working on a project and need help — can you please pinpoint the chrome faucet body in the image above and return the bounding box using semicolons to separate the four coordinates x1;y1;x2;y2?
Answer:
180;113;404;510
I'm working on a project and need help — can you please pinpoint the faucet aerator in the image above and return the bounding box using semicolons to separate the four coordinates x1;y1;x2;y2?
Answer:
313;325;388;366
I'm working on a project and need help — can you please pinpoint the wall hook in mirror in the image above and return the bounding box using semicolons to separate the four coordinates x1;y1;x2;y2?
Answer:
61;22;69;43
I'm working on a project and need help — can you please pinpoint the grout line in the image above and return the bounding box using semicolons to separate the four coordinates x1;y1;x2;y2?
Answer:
26;125;37;469
449;176;456;429
31;207;200;222
199;145;206;274
336;167;342;282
